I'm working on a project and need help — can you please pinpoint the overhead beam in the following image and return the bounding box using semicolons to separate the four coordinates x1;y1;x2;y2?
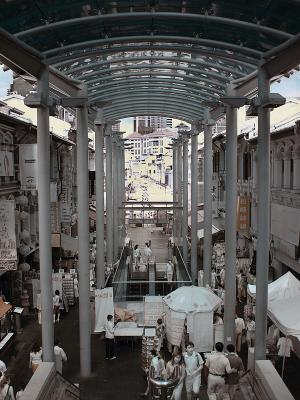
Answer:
16;12;292;41
66;55;246;78
77;64;228;87
89;78;220;101
44;35;261;59
50;44;258;68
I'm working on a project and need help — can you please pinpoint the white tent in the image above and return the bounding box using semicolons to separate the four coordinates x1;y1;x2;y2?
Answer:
247;271;300;302
163;286;222;351
268;296;300;340
247;272;300;342
163;285;222;314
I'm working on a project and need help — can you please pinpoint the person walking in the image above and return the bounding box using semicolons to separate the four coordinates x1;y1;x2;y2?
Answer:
205;342;236;400
225;344;244;399
166;260;174;282
143;242;152;264
183;342;204;400
105;314;116;360
155;318;166;352
53;290;61;323
246;316;255;348
165;352;186;400
54;339;67;375
133;244;141;270
235;315;245;353
0;376;15;400
29;343;42;373
0;360;6;376
140;350;165;397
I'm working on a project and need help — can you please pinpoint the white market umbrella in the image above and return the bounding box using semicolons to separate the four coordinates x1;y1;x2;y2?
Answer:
163;285;222;314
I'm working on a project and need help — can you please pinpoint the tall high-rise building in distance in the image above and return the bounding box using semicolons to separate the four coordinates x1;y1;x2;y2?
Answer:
133;116;172;133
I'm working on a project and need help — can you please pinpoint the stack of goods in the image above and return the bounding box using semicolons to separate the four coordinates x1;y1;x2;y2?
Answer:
141;334;159;372
114;307;137;322
62;274;75;306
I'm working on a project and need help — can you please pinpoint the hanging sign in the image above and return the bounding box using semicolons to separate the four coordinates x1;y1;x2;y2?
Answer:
0;200;17;270
19;144;37;190
144;296;164;326
94;287;114;333
237;196;250;234
0;151;14;176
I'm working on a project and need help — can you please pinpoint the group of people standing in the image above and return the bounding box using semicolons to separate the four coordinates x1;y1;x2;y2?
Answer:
133;242;153;270
141;341;244;400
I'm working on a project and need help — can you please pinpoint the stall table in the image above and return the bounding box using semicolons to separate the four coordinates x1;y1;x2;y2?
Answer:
114;322;144;350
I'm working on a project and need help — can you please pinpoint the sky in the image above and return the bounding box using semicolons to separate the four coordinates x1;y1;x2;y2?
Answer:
1;66;299;133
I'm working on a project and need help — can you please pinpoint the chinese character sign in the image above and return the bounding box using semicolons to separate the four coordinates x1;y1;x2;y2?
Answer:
237;196;250;234
0;200;17;270
19;144;37;190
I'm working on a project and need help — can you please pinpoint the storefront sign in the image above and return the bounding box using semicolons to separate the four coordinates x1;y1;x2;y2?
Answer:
50;202;61;233
19;144;37;190
0;200;17;270
237;196;250;234
0;151;14;176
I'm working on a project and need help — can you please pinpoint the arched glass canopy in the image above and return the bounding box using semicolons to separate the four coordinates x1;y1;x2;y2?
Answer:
0;0;299;121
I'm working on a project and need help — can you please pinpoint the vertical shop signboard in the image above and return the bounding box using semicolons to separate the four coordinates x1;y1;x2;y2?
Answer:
0;151;14;176
237;196;250;234
19;144;38;190
0;200;17;270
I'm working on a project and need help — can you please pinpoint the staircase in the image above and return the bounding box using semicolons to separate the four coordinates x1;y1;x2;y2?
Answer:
22;362;80;400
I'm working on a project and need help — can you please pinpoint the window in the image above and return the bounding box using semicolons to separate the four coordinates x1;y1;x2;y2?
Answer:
243;152;252;180
281;160;284;187
291;158;294;189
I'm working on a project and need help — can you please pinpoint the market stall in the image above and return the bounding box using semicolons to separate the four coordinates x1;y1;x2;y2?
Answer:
163;286;222;352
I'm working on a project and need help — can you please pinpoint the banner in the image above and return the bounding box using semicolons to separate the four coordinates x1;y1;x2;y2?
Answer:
237;196;250;234
0;200;17;270
144;296;164;326
94;287;114;333
0;151;14;176
165;309;185;346
19;144;37;190
187;312;214;352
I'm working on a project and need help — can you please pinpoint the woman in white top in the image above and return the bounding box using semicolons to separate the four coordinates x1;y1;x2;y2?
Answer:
29;343;42;373
166;260;174;282
0;376;15;400
165;352;185;400
133;245;141;270
53;290;61;323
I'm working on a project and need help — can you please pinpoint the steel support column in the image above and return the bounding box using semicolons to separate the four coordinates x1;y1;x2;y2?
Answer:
182;138;189;266
177;142;183;246
77;103;91;377
190;130;199;284
37;68;54;362
203;116;213;287
113;139;119;260
255;65;271;360
95;111;105;289
105;126;113;268
173;146;178;243
224;105;238;347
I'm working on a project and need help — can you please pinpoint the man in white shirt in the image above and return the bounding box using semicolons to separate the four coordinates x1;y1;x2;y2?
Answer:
0;360;7;376
105;314;116;360
143;242;152;264
184;342;204;400
235;315;245;353
205;342;236;400
277;335;293;358
54;339;67;374
166;260;174;282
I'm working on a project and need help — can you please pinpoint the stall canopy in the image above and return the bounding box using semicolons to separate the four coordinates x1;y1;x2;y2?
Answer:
247;271;300;302
163;285;221;314
248;272;300;340
268;296;300;340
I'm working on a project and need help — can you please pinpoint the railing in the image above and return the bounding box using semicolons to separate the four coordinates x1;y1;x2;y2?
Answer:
112;279;191;301
173;245;192;284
